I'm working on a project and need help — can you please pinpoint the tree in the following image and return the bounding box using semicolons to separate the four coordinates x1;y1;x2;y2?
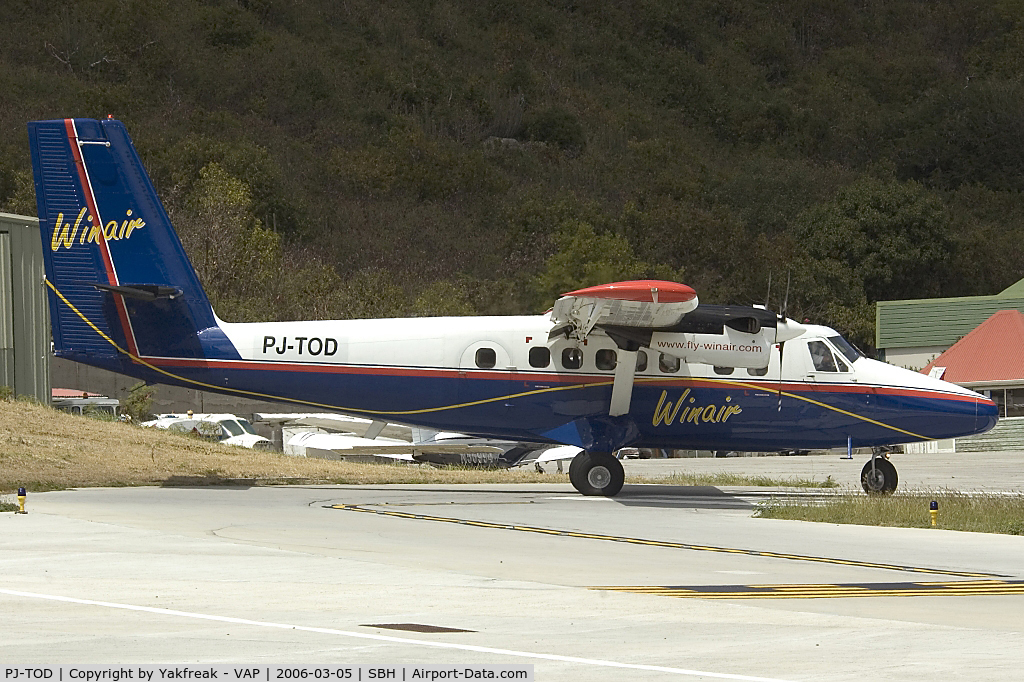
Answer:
122;382;155;422
412;280;477;316
790;175;955;347
532;219;683;309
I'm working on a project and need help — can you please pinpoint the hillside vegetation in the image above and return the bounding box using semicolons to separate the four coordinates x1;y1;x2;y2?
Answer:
3;0;1024;348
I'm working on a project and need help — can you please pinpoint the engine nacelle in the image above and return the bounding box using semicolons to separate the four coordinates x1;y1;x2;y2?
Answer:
650;328;773;369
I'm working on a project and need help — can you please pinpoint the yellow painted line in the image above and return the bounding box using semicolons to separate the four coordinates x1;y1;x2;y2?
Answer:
329;504;1002;578
589;580;1024;599
47;279;927;435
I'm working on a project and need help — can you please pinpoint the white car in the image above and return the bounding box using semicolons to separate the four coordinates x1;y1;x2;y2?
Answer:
142;413;272;450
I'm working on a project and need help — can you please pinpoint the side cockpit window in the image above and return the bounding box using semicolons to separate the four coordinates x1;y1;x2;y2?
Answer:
808;340;840;372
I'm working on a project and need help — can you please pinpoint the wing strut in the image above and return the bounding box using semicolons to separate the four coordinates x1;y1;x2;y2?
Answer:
364;420;387;440
609;350;638;416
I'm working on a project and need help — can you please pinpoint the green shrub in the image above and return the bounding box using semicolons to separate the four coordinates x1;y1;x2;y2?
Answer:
523;107;586;152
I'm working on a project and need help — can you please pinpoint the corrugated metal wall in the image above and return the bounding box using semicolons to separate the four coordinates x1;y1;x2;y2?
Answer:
876;295;1024;349
956;417;1024;452
0;211;50;403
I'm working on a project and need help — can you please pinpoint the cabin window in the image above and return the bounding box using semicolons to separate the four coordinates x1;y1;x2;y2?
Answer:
596;349;617;370
659;353;680;373
529;346;550;368
713;366;734;375
636;350;648;372
475;347;496;369
747;366;769;376
808;340;838;372
562;347;583;370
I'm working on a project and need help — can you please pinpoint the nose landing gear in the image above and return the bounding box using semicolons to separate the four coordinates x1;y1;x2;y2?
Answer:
861;451;898;494
569;451;625;497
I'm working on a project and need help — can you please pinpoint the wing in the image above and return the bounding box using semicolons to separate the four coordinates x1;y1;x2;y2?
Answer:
287;432;502;457
549;280;698;341
549;280;698;417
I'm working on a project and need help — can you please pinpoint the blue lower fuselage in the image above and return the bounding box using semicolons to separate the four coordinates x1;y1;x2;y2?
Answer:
74;351;997;453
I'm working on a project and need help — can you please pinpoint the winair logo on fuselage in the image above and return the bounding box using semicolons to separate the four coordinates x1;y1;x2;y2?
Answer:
652;389;742;427
50;207;145;251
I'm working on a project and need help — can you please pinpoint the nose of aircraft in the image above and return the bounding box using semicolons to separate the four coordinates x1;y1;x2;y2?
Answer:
976;394;1000;433
879;362;1000;441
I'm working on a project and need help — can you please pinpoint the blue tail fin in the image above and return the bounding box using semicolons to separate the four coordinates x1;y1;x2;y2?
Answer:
28;118;237;368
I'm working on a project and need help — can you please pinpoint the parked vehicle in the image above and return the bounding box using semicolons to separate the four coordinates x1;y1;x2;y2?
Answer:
142;413;272;449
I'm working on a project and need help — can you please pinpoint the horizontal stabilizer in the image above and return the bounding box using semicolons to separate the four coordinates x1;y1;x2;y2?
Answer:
91;283;183;301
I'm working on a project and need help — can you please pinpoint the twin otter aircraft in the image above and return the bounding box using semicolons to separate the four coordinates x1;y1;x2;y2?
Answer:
29;118;998;496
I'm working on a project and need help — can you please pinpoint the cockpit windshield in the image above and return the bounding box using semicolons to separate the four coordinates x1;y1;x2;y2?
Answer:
828;335;862;363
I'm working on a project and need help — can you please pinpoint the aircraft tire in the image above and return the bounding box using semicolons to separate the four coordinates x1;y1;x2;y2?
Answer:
571;452;624;497
861;458;898;495
568;451;588;489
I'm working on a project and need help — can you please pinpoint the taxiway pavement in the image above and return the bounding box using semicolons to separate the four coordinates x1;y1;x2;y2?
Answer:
619;449;1024;490
2;452;1023;681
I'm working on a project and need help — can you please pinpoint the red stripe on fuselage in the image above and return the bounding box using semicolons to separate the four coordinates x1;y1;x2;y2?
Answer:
64;119;139;356
139;355;978;404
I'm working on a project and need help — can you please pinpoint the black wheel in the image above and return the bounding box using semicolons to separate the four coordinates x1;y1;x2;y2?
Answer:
570;452;624;497
861;458;898;494
568;451;588;490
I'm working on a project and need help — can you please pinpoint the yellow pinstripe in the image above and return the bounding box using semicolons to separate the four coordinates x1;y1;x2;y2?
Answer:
46;277;931;436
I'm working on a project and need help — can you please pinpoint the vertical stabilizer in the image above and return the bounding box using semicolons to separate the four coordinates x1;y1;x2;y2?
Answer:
28;118;237;368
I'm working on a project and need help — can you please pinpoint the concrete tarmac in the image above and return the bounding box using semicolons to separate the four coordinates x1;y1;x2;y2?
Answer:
620;449;1024;490
2;451;1024;681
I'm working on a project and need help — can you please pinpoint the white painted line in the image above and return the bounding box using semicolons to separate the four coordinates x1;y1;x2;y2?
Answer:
546;496;617;501
0;587;793;682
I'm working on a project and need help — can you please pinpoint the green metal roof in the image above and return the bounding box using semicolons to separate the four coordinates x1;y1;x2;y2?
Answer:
997;278;1024;297
876;278;1024;349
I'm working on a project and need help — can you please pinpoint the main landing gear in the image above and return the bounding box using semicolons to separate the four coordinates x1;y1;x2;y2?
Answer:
569;451;625;497
861;450;898;495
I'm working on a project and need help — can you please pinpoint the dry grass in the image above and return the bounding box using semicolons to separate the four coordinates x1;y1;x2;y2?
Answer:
754;489;1024;535
0;400;566;493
